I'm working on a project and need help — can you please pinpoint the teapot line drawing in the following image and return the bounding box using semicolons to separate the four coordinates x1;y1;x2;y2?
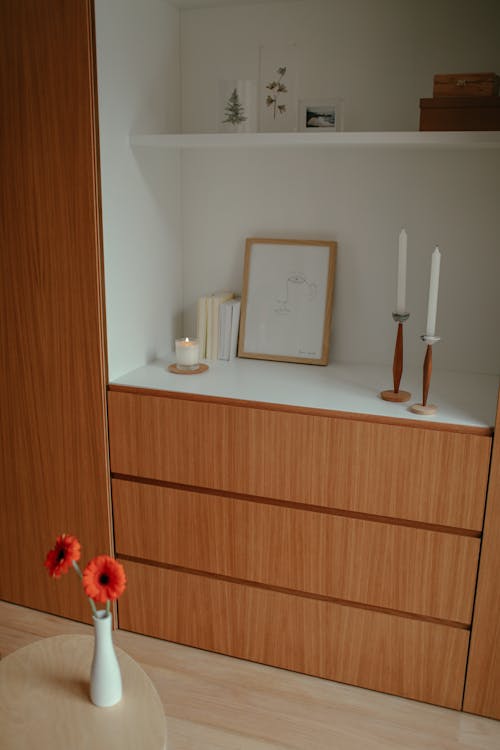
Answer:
274;271;318;314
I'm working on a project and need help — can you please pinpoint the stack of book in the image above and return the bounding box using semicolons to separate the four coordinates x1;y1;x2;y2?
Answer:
197;291;241;361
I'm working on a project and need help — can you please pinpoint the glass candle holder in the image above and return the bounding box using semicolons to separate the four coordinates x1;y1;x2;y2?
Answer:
175;337;200;370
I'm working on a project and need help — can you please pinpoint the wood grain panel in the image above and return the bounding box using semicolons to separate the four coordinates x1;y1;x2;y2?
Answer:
464;391;500;719
107;391;490;530
118;561;470;709
0;0;111;621
113;479;479;623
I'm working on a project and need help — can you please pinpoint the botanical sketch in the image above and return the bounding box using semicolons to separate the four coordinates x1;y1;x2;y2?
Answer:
265;67;288;120
259;45;297;132
218;80;257;133
222;88;247;126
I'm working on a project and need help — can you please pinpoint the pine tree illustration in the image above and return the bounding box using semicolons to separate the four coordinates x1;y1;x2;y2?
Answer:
222;88;247;125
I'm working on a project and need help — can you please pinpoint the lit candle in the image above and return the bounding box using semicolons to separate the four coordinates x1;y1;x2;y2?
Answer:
396;229;407;314
425;247;441;337
175;337;200;369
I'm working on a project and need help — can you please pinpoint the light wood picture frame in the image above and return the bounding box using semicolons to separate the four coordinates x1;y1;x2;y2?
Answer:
238;238;336;365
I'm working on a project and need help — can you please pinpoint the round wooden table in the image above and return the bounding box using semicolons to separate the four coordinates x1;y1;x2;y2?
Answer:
0;634;167;749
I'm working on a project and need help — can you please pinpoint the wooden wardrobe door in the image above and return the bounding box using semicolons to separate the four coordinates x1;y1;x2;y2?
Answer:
0;0;111;622
464;390;500;719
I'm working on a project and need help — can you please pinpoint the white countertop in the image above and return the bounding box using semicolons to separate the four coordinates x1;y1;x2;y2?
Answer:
110;358;499;432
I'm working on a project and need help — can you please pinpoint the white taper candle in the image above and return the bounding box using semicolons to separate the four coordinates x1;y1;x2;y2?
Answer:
396;229;407;314
425;247;441;337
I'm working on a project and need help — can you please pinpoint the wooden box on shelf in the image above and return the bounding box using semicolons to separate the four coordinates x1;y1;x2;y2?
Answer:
419;96;500;131
433;72;500;98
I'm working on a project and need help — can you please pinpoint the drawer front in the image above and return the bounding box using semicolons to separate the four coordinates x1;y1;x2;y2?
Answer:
108;391;490;530
113;479;479;623
118;560;469;710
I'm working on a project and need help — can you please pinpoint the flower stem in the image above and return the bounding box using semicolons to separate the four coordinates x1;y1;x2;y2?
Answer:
72;559;82;578
72;560;98;616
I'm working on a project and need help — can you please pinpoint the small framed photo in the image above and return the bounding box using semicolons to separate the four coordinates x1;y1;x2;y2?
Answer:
299;99;343;132
238;238;336;365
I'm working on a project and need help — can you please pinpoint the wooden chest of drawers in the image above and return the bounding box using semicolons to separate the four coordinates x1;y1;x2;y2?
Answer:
112;479;479;624
119;561;470;709
108;390;490;529
108;387;492;710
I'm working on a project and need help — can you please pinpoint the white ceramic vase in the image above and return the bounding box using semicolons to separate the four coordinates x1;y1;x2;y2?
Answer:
90;610;122;707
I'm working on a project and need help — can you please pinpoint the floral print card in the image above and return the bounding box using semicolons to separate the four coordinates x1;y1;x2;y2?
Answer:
259;43;298;132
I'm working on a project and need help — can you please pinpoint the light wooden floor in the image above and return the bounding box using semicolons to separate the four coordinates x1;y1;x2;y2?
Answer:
1;601;499;749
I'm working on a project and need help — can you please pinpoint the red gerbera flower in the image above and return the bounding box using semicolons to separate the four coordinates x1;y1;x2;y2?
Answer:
44;534;81;578
82;555;127;603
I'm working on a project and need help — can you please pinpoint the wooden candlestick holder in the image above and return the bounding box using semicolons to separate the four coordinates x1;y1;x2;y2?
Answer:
380;312;411;402
410;335;440;415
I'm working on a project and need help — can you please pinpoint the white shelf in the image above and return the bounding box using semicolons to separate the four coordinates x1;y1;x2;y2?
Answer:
110;358;499;433
130;131;500;150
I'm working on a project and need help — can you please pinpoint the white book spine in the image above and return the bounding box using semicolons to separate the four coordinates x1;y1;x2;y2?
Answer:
229;299;241;360
196;296;208;359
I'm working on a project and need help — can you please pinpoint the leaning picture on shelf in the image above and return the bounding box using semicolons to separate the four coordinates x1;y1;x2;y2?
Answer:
223;88;247;125
298;99;344;132
259;43;298;132
238;238;336;365
218;79;257;133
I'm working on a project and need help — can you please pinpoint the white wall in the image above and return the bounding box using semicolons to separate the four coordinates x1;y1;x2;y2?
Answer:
180;0;500;133
181;146;500;373
96;0;500;378
178;0;500;374
95;0;182;380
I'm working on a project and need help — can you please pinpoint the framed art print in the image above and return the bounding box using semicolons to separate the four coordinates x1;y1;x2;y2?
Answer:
259;44;298;132
298;99;344;132
238;238;336;365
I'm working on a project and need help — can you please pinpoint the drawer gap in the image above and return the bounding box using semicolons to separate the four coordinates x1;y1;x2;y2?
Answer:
112;472;481;538
116;553;471;631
